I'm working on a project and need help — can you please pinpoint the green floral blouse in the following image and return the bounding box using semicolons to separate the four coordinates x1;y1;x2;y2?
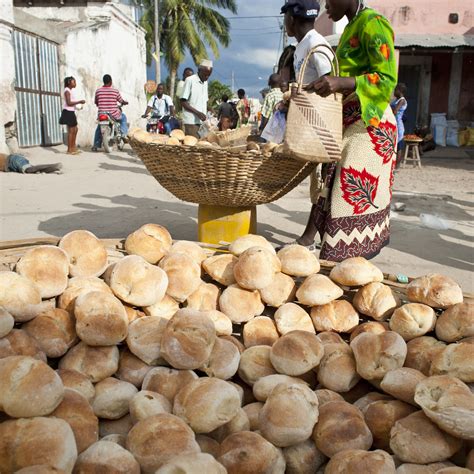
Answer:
337;8;397;127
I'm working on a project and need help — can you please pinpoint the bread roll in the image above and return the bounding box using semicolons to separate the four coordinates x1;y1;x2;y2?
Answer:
414;375;474;440
0;356;64;417
202;254;238;286
143;294;179;319
12;466;66;474
0;417;77;473
186;282;221;311
317;331;345;345
259;272;297;308
467;450;474;471
390;411;462;464
389;304;437;341
59;230;108;277
170;240;207;264
217;431;286;474
430;342;474;382
110;255;168;306
311;300;359;333
351;331;407;380
156;453;226;474
92;377;137;419
126;316;167;365
396;463;455;474
196;434;221;458
243;402;264;431
274;303;315;335
313;401;373;457
404;336;447;375
353;282;400;321
380;368;426;405
229;235;275;256
201;337;240;379
276;244;320;277
124;224;172;264
173;378;241;433
210;408;251;442
296;274;344;306
350;321;387;342
238;345;277;385
142;367;198;403
0;306;14;338
253;374;307;402
201;310;233;336
318;342;360;393
0;328;46;361
353;392;393;414
16;246;69;298
130;390;172;423
436;469;473;474
50;388;98;453
0;271;42;322
325;449;395;474
270;331;324;376
260;383;319;447
436;302;474;342
161;309;216;369
329;257;384;286
219;284;264;323
243;316;279;347
115;349;151;387
57;369;95;403
283;439;327;474
315;389;344;407
407;274;463;309
58;342;119;383
99;415;133;438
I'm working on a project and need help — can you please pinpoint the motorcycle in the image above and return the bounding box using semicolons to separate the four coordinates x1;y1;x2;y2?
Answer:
146;115;166;134
98;106;126;153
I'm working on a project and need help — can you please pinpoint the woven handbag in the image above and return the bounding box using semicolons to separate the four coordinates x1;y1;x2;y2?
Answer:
282;45;343;163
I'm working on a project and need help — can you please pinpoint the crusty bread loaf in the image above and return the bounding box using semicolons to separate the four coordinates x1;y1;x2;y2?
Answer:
274;303;315;335
195;434;221;458
238;345;277;386
253;374;307;402
435;302;474;342
0;306;14;338
57;368;95;403
210;408;250;442
229;235;275;256
126;316;168;365
243;316;280;348
129;390;172;423
202;254;238;286
219;284;265;323
277;244;320;277
429;342;474;382
283;439;326;474
173;378;241;433
142;367;198;403
325;449;395;474
259;272;297;308
349;321;387;342
353;282;400;321
186;282;221;312
116;349;152;387
389;303;437;341
201;337;240;379
124;224;172;264
314;389;344;407
329;257;384;286
317;331;345;345
407;274;463;309
143;294;179;319
99;415;133;438
0;356;64;417
296;274;344;306
404;336;447;375
311;300;359;333
0;328;46;361
353;392;392;415
92;377;138;420
243;402;264;431
170;240;207;265
201;310;233;337
155;453;226;474
380;368;426;405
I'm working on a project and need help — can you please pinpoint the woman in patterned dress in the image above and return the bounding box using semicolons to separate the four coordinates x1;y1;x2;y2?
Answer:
299;0;398;261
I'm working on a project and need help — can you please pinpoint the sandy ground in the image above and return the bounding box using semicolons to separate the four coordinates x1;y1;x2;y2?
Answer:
1;144;473;293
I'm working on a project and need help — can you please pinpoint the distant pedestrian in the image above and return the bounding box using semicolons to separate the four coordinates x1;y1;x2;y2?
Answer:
259;73;283;133
59;76;85;155
176;67;194;101
391;83;408;167
236;89;251;126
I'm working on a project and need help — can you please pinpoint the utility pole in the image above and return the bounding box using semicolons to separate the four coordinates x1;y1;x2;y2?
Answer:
154;0;161;83
231;70;235;94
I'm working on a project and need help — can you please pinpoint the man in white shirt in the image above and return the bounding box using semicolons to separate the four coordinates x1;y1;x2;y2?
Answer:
175;67;194;103
142;83;175;134
180;59;213;138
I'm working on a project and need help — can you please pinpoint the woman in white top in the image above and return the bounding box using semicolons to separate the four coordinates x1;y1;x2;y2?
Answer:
60;76;85;155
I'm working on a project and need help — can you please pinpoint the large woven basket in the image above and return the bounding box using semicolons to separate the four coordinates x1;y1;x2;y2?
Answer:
130;138;316;207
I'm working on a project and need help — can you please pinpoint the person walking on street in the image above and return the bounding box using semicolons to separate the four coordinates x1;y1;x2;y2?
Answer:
217;94;234;125
142;83;177;134
259;73;283;133
236;89;251;126
59;76;85;155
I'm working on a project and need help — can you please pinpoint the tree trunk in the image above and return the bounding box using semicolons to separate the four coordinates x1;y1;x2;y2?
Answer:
170;67;177;99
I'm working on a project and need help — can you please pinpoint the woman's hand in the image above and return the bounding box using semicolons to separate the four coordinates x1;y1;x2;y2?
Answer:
79;100;86;104
304;76;356;97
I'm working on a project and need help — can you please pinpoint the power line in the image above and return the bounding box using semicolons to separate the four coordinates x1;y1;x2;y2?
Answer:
225;15;281;20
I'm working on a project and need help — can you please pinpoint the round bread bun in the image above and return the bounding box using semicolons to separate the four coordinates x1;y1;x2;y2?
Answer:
0;355;64;417
58;276;112;314
110;255;168;306
202;254;238;286
195;434;221;458
229;235;275;256
124;224;172;264
270;330;324;376
380;368;426;405
396;463;456;474
259;272;297;308
142;132;156;143
143;294;179;320
75;291;128;346
467;451;474;471
317;331;345;345
16;246;69;298
123;305;143;324
329;257;384;286
350;321;387;342
277;244;320;277
253;374;307;402
243;316;280;348
0;306;14;338
75;440;140;474
57;368;95;403
209;408;250;442
313;401;373;458
201;310;233;337
159;253;201;303
389;411;463;464
436;302;474;342
274;303;314;335
243;402;264;431
296;274;344;306
353;392;393;415
351;331;407;381
259;383;319;447
407;274;464;309
283;439;327;474
311;300;359;333
217;431;286;474
233;246;281;291
238;345;277;386
92;377;138;419
414;375;474;440
50;388;98;453
404;336;447;376
116;349;152;387
429;342;474;382
142;367;198;403
0;271;42;322
58;342;119;383
132;129;149;142
183;135;199;147
197;140;214;148
389;303;437;341
201;337;240;379
222;335;245;354
353;282;400;321
219;284;264;323
167;136;181;146
130;390;172;423
170;241;207;265
10;466;67;474
0;328;46;361
317;342;360;393
0;417;77;473
126;316;167;365
151;134;170;145
170;129;185;141
186;282;221;312
23;308;77;357
325;449;395;474
99;415;133;439
156;453;226;474
59;230;108;278
161;309;216;370
315;389;345;407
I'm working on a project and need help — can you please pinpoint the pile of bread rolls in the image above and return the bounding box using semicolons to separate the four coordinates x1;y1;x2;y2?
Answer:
0;225;472;474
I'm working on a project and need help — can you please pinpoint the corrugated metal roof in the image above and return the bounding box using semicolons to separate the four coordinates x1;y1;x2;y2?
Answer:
325;33;474;49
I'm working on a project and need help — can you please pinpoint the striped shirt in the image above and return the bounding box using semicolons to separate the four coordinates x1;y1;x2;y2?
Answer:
261;88;283;119
95;85;125;119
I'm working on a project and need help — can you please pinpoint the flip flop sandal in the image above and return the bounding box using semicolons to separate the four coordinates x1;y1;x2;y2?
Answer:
67;150;81;155
276;240;321;252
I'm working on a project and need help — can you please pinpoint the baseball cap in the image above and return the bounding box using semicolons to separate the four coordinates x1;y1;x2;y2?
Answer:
281;0;320;18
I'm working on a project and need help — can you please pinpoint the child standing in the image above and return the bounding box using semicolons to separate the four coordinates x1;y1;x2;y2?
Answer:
391;83;408;167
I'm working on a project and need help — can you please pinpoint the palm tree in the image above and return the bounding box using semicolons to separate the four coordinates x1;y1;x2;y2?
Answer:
140;0;237;96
